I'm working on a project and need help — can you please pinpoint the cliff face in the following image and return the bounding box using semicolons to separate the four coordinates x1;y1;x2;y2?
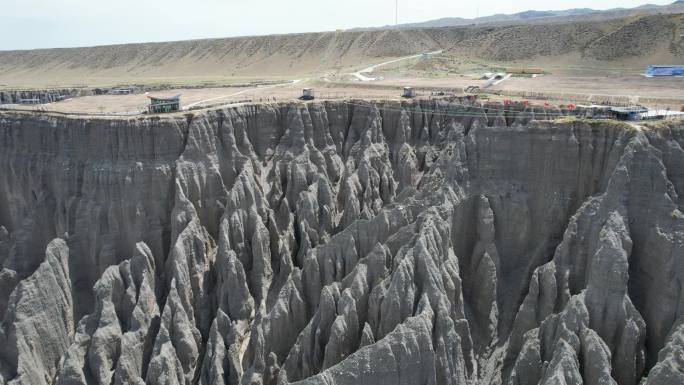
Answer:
0;90;85;104
0;100;683;385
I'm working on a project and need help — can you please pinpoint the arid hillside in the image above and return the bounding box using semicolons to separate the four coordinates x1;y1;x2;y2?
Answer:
0;13;682;87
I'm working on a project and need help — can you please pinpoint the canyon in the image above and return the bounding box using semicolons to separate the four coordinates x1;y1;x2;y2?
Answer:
0;99;683;385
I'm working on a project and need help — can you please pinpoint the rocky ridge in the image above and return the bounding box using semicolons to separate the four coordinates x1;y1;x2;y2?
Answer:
0;99;683;385
0;89;85;105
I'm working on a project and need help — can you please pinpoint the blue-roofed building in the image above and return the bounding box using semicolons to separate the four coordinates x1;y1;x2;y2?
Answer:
645;65;684;77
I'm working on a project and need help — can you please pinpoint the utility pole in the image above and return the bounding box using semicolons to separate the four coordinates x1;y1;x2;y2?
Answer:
395;0;398;26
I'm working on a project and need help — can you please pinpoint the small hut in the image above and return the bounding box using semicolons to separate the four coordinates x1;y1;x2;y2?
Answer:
148;95;181;113
609;106;648;121
111;87;134;95
300;88;315;100
402;87;416;98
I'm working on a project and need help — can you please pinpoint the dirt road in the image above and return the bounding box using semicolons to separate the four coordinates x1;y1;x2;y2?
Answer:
352;50;443;81
184;79;302;109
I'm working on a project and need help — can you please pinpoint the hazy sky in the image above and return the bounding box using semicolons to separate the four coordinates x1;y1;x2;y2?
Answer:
0;0;675;50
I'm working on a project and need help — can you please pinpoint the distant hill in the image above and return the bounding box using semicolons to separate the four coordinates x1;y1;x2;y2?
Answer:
0;12;682;87
358;1;684;30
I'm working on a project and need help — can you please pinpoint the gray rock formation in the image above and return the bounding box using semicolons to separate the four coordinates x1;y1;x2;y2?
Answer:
0;101;683;385
0;90;86;105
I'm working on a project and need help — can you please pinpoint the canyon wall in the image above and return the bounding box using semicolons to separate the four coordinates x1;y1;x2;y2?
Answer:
0;89;86;104
0;100;683;384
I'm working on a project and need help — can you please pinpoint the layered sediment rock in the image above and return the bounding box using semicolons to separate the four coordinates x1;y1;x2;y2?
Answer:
0;90;86;105
0;100;683;384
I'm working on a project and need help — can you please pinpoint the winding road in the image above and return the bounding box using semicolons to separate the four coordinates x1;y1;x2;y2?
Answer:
351;50;443;82
183;79;302;109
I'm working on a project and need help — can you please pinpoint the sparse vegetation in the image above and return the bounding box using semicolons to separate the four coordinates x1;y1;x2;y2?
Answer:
0;13;682;88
